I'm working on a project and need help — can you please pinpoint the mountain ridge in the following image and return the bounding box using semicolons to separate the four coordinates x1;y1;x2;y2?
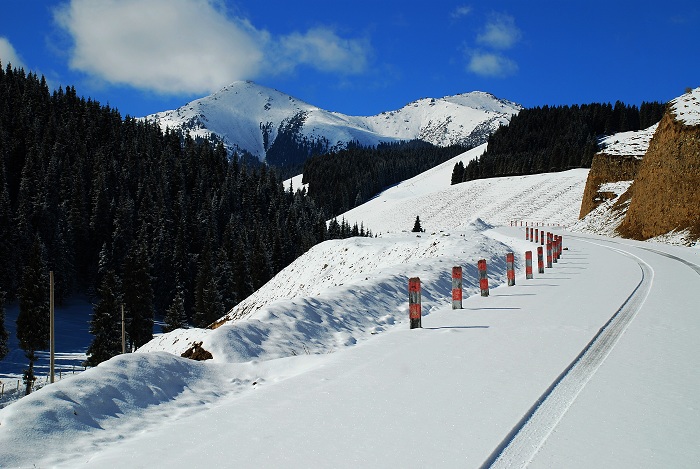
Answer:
144;81;522;165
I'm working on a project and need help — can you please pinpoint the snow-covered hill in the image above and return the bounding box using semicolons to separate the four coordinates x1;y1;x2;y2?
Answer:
144;81;521;162
2;142;700;467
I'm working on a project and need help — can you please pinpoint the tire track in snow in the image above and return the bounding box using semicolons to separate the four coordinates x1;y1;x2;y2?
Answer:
481;241;653;469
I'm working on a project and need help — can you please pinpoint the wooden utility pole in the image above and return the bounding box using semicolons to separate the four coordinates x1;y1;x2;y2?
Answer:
121;304;126;354
49;271;55;384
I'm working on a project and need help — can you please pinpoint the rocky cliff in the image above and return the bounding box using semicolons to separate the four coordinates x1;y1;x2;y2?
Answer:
617;87;700;240
578;125;656;219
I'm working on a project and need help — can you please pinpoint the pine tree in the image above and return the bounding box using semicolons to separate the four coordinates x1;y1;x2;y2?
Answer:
163;282;188;333
86;270;122;366
16;236;49;395
121;244;154;350
412;216;423;233
0;290;9;360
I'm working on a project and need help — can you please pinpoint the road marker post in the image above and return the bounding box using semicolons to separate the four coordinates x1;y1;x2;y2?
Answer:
525;251;533;279
452;266;463;309
409;277;422;329
537;246;544;274
478;259;489;297
507;253;516;286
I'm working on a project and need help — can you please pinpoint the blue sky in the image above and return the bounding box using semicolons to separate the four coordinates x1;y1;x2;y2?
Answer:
1;0;698;118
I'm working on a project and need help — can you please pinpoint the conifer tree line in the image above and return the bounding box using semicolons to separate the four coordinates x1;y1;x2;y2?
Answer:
0;63;368;367
303;140;469;218
451;101;666;184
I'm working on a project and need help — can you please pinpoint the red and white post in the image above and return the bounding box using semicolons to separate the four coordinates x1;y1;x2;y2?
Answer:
553;235;558;263
478;259;489;297
530;227;534;242
452;266;463;309
535;229;539;244
409;277;422;329
546;241;553;268
506;252;516;286
537;246;544;274
526;226;529;241
525;251;533;279
557;235;563;259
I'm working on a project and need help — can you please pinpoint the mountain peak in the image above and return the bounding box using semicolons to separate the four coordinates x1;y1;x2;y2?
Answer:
144;85;521;165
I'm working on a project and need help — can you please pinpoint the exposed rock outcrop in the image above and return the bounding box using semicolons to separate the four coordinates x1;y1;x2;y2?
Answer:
618;89;700;240
579;153;642;219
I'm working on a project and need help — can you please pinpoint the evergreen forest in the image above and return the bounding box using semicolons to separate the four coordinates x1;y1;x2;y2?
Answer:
302;140;469;218
451;101;666;184
0;64;368;368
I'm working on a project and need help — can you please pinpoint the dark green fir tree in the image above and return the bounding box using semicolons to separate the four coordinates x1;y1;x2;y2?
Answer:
16;236;49;395
86;270;122;366
163;282;188;333
412;216;423;233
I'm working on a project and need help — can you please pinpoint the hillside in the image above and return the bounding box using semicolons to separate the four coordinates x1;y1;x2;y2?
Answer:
618;87;700;240
144;81;521;167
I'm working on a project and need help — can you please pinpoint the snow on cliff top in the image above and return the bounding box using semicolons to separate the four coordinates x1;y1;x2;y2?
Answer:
671;86;700;126
597;123;658;158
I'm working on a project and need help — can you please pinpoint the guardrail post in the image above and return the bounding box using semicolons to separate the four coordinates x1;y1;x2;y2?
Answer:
409;277;422;329
452;266;462;309
553;235;558;263
525;226;529;241
547;241;553;268
507;253;516;286
537;246;544;274
478;259;489;297
525;251;533;279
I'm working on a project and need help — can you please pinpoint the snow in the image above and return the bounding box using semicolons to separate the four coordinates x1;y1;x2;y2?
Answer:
670;86;700;126
144;81;521;161
597;123;658;158
2;124;700;467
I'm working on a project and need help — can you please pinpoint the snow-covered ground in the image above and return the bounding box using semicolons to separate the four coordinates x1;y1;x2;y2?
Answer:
2;144;700;468
671;86;700;126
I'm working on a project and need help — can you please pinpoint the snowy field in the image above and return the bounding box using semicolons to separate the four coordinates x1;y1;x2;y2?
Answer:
1;142;700;467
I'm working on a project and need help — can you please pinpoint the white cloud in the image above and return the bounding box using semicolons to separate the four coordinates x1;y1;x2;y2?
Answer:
54;0;371;95
451;6;472;19
467;51;518;77
277;28;370;75
476;14;521;50
0;37;26;70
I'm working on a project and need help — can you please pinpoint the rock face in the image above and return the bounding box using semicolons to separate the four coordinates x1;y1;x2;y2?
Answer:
579;153;642;219
618;90;700;239
578;124;657;219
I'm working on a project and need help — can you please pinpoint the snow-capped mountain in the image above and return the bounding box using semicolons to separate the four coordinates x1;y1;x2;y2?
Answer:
144;81;521;166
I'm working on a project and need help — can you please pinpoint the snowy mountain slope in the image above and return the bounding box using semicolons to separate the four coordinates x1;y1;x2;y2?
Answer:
144;81;521;161
338;143;589;234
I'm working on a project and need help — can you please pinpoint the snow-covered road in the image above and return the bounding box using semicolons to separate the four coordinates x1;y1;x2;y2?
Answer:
5;227;694;468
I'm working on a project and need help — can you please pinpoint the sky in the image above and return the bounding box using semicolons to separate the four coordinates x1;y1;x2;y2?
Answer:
1;0;698;118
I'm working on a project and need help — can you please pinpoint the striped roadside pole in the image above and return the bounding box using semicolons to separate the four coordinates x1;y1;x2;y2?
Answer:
558;235;563;259
546;241;553;268
526;226;529;241
452;266;463;309
409;277;422;329
525;251;533;279
537;246;544;274
478;259;489;297
506;253;516;286
535;229;539;244
553;235;558;263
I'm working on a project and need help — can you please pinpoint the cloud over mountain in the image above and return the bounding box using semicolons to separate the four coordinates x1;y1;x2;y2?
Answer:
53;0;371;95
